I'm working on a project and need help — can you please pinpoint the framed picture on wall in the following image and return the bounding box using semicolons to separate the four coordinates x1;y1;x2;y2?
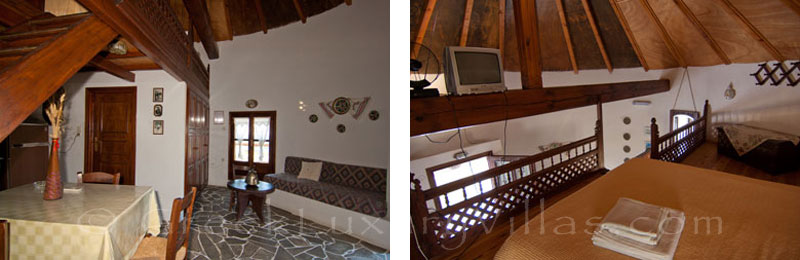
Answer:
153;120;164;135
153;87;164;102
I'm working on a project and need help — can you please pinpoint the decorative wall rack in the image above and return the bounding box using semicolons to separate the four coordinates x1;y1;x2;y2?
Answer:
750;61;799;87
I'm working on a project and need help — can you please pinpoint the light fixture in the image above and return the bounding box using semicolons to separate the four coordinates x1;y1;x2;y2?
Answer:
632;100;651;106
453;151;468;160
108;40;127;55
213;111;224;124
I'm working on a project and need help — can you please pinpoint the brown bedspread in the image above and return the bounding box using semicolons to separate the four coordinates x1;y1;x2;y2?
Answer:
495;158;800;259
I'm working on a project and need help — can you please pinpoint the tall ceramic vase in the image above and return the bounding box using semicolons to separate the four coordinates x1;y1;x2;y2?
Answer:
43;138;62;200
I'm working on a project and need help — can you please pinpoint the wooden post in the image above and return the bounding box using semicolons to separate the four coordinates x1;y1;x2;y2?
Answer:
595;102;604;169
512;0;543;89
650;118;660;159
410;174;431;257
702;99;710;140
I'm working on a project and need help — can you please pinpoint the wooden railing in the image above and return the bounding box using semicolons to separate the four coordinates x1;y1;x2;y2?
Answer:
650;100;710;163
78;0;210;95
411;120;605;258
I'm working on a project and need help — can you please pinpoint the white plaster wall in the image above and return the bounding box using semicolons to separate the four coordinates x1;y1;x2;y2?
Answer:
59;71;187;218
411;62;800;175
201;0;390;187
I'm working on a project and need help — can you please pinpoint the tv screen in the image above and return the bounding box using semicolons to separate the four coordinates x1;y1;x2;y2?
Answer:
454;51;502;85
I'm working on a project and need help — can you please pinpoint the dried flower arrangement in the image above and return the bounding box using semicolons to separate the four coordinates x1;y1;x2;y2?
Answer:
45;92;66;139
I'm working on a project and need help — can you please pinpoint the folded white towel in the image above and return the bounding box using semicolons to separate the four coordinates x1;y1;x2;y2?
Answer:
599;198;669;245
592;198;685;260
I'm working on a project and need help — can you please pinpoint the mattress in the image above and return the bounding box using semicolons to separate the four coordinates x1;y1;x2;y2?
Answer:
495;158;800;259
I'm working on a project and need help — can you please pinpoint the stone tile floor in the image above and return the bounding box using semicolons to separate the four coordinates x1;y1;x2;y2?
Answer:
160;186;389;260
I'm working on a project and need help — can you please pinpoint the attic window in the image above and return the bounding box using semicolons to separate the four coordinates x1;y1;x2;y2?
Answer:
426;151;494;210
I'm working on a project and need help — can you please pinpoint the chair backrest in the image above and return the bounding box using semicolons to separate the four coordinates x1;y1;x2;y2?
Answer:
165;187;197;260
1;219;8;260
82;172;121;184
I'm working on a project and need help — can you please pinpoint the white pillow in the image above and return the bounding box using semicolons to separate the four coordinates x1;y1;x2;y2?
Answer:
297;161;323;181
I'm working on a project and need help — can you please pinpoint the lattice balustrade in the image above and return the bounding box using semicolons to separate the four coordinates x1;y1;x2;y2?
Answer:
651;100;710;163
412;133;602;255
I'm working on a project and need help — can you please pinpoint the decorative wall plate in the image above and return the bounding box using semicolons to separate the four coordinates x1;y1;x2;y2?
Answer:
623;117;631;125
336;124;346;133
331;97;351;115
246;99;258;108
368;110;379;120
309;114;318;123
154;104;163;117
724;83;736;100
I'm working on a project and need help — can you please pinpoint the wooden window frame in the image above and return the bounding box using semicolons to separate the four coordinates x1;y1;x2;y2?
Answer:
425;151;493;210
227;111;277;180
669;109;700;131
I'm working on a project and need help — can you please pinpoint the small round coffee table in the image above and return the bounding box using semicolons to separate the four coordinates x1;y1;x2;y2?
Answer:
227;179;275;224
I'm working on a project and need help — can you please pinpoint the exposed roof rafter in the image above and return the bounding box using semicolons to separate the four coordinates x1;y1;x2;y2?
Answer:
459;0;474;46
292;0;306;24
253;0;268;34
555;0;578;74
673;0;730;64
412;0;437;56
608;0;649;71
638;0;686;67
719;0;785;61
581;0;613;72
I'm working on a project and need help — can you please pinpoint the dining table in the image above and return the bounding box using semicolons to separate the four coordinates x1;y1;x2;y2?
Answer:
0;183;161;260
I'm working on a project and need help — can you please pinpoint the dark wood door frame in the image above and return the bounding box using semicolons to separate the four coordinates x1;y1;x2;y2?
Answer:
228;111;276;180
84;87;137;185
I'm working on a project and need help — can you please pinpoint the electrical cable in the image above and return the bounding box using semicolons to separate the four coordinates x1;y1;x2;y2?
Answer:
411;221;430;260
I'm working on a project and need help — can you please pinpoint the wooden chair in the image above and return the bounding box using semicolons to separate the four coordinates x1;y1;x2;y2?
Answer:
133;187;197;260
1;219;8;260
82;172;121;184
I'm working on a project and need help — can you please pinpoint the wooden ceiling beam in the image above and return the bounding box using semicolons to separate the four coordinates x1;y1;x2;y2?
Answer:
498;0;505;56
719;0;785;61
513;0;543;88
411;79;670;136
89;55;135;82
412;0;437;56
513;0;544;87
638;0;686;67
292;0;306;24
608;0;648;71
182;0;219;59
555;0;578;74
253;0;267;34
673;0;730;64
0;15;116;141
581;0;612;72
459;0;474;46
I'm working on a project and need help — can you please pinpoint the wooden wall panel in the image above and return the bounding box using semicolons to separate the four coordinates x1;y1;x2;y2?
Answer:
589;0;639;69
646;0;719;66
682;0;771;63
536;0;571;71
466;0;500;49
564;0;605;70
185;88;209;194
615;0;678;69
422;0;465;72
729;0;800;59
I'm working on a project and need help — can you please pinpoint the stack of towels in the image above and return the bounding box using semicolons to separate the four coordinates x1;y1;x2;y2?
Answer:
592;198;685;260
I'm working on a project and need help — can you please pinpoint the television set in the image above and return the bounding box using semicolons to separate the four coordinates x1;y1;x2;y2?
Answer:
443;46;506;95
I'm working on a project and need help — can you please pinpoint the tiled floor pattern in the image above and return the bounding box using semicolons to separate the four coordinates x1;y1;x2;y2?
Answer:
161;186;389;259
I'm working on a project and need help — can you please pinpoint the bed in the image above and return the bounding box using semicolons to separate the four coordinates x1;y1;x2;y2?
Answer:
494;158;800;259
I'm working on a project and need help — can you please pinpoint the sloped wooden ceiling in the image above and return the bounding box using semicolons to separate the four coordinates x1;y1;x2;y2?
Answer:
170;0;349;41
410;0;800;72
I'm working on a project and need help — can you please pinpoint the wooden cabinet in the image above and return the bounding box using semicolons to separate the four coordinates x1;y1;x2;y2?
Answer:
185;88;209;194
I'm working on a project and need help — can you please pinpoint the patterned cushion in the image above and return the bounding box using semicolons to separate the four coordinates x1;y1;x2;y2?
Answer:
284;156;387;193
264;173;387;218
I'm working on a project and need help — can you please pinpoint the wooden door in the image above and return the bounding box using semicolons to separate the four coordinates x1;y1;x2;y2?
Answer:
185;89;209;193
228;111;276;179
85;87;136;185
